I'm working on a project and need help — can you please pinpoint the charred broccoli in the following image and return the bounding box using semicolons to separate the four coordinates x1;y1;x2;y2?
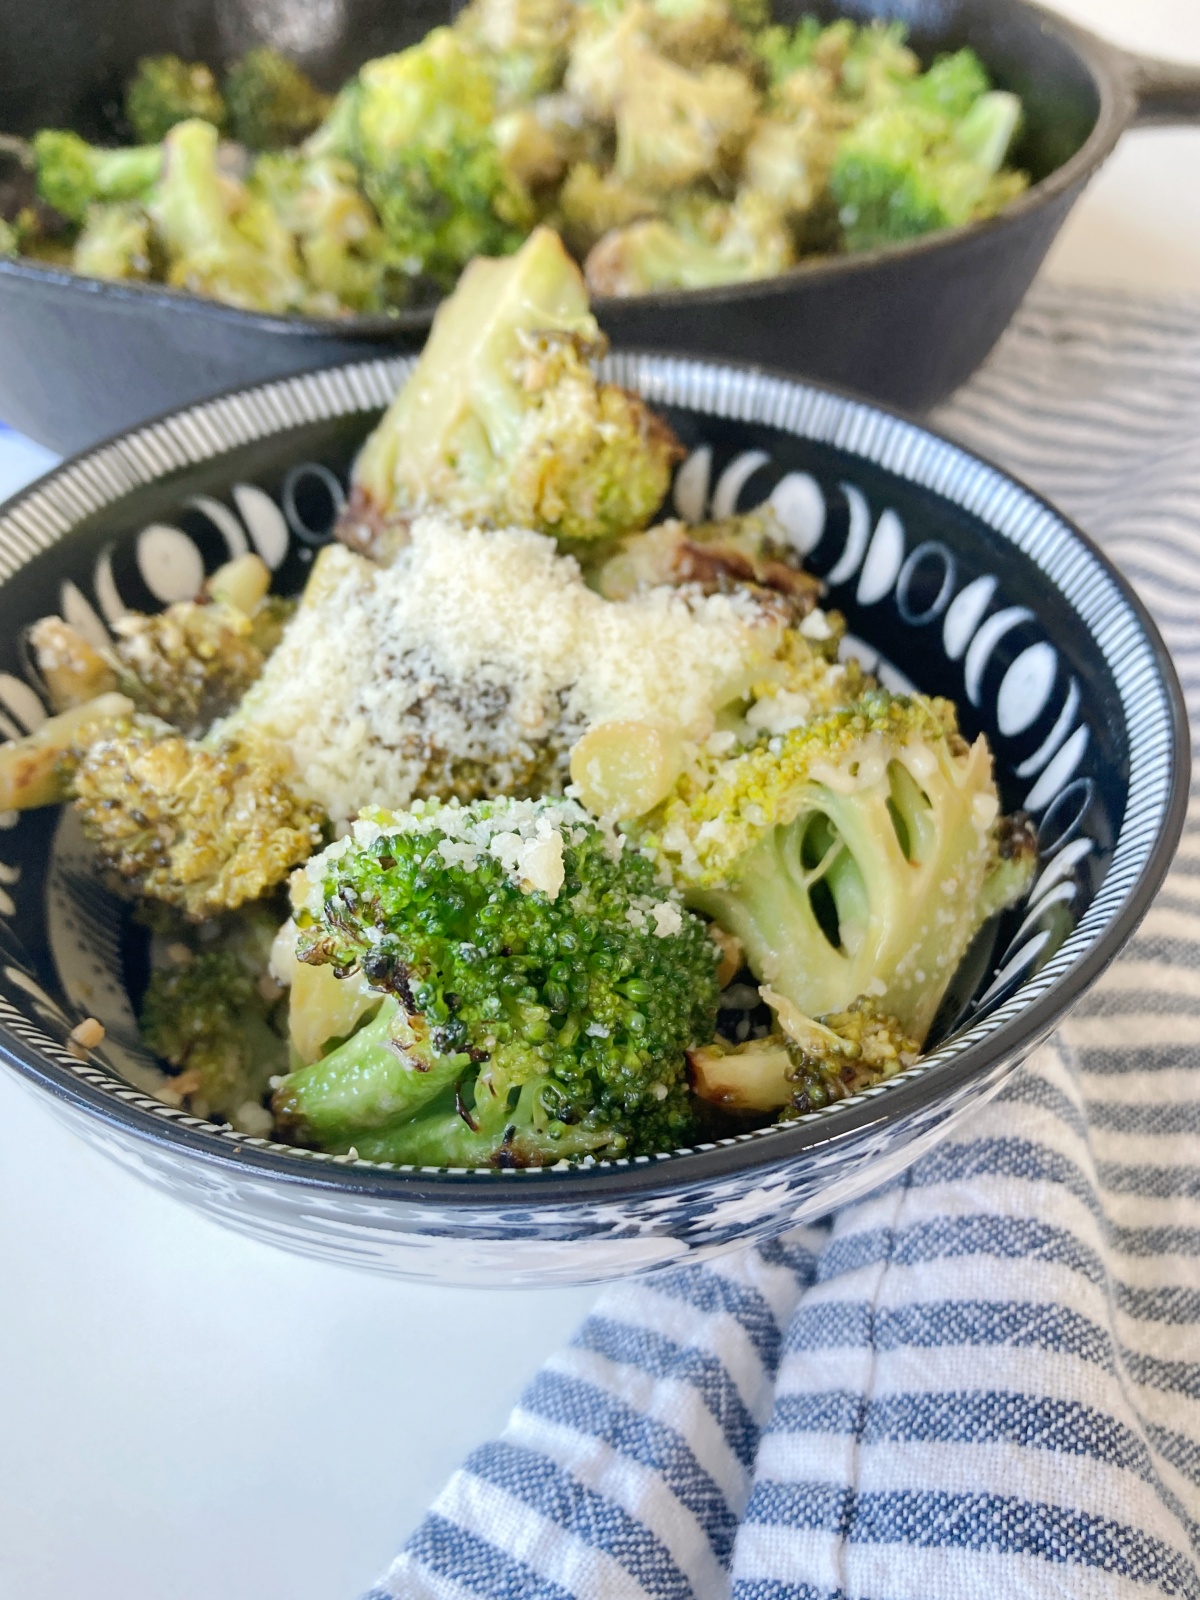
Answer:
270;796;720;1164
125;54;226;144
688;994;917;1114
223;48;330;151
347;227;680;549
71;715;325;919
30;554;286;735
33;130;161;224
593;508;823;607
140;905;287;1128
639;688;1036;1042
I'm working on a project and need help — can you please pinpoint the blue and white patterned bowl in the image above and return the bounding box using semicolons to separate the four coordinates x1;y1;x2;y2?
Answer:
0;356;1187;1285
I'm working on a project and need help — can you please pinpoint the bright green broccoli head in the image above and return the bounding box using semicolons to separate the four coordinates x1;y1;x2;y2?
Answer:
33;131;161;225
271;795;721;1165
639;688;1036;1042
324;27;528;287
830;88;1026;249
125;54;226;144
223;48;331;150
350;226;680;547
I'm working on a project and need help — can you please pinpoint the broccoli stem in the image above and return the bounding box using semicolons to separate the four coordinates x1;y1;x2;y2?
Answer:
271;995;469;1146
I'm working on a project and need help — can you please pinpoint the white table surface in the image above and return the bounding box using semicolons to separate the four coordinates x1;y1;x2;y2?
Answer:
1;3;1197;1596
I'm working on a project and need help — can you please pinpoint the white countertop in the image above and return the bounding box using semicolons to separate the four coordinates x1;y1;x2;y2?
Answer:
1;3;1197;1596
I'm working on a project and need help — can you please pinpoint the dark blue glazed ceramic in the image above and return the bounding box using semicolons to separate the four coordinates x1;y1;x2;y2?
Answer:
0;354;1186;1284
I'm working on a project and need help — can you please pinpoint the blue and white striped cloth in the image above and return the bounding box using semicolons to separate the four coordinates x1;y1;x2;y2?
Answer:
367;283;1200;1600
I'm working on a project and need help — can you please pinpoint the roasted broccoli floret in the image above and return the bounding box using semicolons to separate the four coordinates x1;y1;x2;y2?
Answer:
140;905;287;1129
29;554;285;735
33;130;161;225
639;688;1036;1042
71;715;325;919
311;28;529;290
72;201;155;280
347;226;680;549
751;16;823;84
250;152;393;312
908;48;991;119
593;508;823;609
0;693;134;811
270;796;720;1164
455;0;578;106
829;89;1026;250
151;117;309;312
688;994;917;1113
556;162;661;257
126;54;226;144
223;48;330;151
614;54;757;192
585;189;792;295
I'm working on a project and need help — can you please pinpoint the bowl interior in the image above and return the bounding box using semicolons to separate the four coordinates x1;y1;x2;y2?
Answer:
0;353;1180;1186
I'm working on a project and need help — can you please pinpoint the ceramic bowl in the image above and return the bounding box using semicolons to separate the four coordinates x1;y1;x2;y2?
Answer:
0;355;1186;1285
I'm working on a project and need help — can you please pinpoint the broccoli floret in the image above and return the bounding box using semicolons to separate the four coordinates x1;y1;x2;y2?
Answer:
839;19;918;104
0;693;134;811
688;994;918;1113
30;554;285;734
126;54;226;144
593;508;824;609
751;16;822;84
455;0;578;106
908;48;991;119
317;28;529;290
140;905;287;1128
223;48;330;151
742;112;841;221
615;55;757;192
348;226;680;548
829;90;1026;250
584;189;793;294
33;130;161;225
72;201;154;280
151;117;309;312
270;796;720;1165
643;0;755;72
71;715;325;919
556;162;661;257
638;688;1036;1042
250;152;394;312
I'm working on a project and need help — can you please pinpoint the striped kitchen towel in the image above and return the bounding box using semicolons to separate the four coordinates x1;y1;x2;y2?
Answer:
366;283;1200;1600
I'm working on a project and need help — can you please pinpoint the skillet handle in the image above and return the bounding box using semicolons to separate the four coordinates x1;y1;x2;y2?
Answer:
1127;52;1200;126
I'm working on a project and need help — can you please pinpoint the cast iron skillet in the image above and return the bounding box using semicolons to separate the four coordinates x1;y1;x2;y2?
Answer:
0;0;1197;452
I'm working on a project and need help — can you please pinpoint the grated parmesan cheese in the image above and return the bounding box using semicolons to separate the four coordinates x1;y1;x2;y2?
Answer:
227;516;788;826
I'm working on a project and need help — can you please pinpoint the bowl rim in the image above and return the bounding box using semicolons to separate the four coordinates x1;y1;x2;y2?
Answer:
0;0;1134;337
0;347;1188;1207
